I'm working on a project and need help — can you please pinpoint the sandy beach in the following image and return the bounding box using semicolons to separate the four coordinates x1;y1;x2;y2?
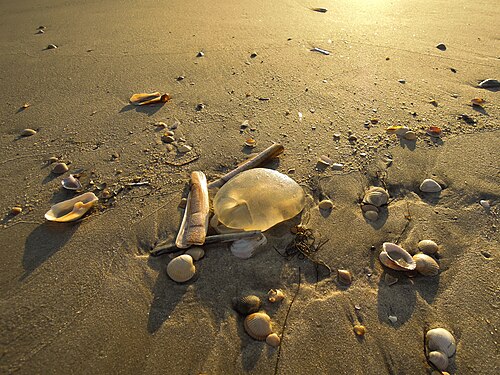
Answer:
1;0;499;374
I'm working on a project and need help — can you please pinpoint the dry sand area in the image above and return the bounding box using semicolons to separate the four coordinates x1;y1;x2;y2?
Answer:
1;0;499;374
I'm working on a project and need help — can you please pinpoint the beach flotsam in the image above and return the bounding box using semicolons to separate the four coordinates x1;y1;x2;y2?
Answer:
419;179;442;193
363;186;389;207
45;192;98;222
244;312;273;340
425;328;456;371
232;295;262;315
61;174;82;191
418;239;439;254
265;333;281;347
379;242;416;271
267;289;285;303
166;254;196;283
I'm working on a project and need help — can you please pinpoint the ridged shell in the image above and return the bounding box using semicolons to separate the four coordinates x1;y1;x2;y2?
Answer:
418;240;439;254
184;247;205;261
266;333;281;347
363;187;389;207
44;192;98;222
166;254;196;283
244;312;272;340
61;174;82;191
232;295;262;315
413;253;439;276
267;289;285;303
230;233;267;259
428;351;449;371
379;242;416;271
426;328;456;357
419;179;442;193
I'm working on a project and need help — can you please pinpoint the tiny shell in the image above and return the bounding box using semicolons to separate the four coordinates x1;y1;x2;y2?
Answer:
361;204;379;213
185;247;205;261
11;206;22;215
245;138;256;147
471;98;485;106
363;187;389;207
337;269;352;285
318;155;332;166
266;333;281;347
166;254;196;283
420;179;442;193
178;144;192;153
232;295;262;315
418;240;439;254
45;192;98;222
379;242;416;271
426;328;456;357
21;128;37;137
52;162;69;174
413;253;439;276
318;199;333;210
426;126;442;137
130;92;170;106
268;289;285;303
479;200;490;210
364;210;378;221
403;131;417;141
61;174;82;191
388;315;398;323
428;351;449;371
353;325;366;336
230;233;267;259
47;44;58;49
244;312;272;340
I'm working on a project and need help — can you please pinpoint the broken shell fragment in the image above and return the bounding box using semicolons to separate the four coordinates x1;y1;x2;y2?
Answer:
363;187;389;207
426;328;456;358
426;126;442;137
419;179;442;193
337;269;352;285
21;128;37;137
52;162;69;174
266;333;281;347
267;289;285;303
471;98;485;106
353;325;366;336
318;155;332;166
386;126;409;136
178;144;192;153
413;253;440;276
428;351;449;371
379;242;416;271
166;254;196;283
185;247;205;261
230;233;267;259
232;295;262;315
61;174;82;191
44;192;98;222
244;312;272;340
418;240;439;255
129;92;170;106
318;199;333;210
11;206;22;215
244;138;256;148
175;171;210;249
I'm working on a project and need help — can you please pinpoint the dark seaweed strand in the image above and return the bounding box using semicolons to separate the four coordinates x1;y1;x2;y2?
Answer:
274;267;301;375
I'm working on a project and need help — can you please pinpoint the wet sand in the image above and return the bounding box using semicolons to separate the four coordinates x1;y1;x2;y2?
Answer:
0;0;499;374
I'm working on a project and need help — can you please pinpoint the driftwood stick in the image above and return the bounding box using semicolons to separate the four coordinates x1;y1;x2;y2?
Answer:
208;143;284;189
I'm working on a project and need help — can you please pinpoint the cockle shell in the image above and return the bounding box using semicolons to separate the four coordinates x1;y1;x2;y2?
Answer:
268;289;285;303
363;187;389;207
413;253;439;276
232;295;262;315
61;174;82;190
426;328;456;358
166;254;196;283
44;192;98;222
418;240;439;254
428;351;449;371
184;247;205;261
230;233;267;259
420;179;442;193
266;333;281;347
379;242;416;271
244;312;272;340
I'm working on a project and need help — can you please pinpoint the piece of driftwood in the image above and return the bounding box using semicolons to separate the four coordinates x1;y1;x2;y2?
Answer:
151;230;262;256
208;143;284;189
175;171;210;248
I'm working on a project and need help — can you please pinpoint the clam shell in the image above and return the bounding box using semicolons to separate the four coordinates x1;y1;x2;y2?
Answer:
428;351;449;371
44;192;98;222
337;269;352;285
379;242;416;271
232;295;262;315
361;204;379;213
363;187;389;207
61;174;82;191
403;130;417;141
266;333;281;347
318;199;333;210
244;312;272;340
364;210;379;221
184;247;205;261
267;289;285;303
166;254;196;283
230;233;267;259
426;328;456;357
413;253;439;276
52;162;69;174
21;128;37;137
418;240;439;254
419;179;442;193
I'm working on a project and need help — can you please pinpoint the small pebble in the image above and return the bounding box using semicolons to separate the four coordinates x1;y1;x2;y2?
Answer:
436;43;446;51
47;44;58;49
333;133;341;140
318;155;332;166
388;315;398;324
332;163;343;171
21;128;37;137
196;51;204;57
161;135;175;143
195;103;205;111
318;199;333;210
419;178;442;193
418;240;439;255
353;325;366;336
178;145;192;153
398;79;406;84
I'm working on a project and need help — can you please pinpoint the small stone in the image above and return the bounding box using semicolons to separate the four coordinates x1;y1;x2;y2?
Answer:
332;163;343;171
419;179;442;193
436;43;446;51
348;134;358;142
176;76;185;81
196;51;204;57
337;269;352;285
479;200;490;210
11;206;22;215
240;120;249;129
318;199;334;210
21;128;37;137
318;155;332;166
195;103;205;111
178;145;192;153
398;79;406;84
250;52;257;58
333;133;341;140
52;162;69;174
47;44;58;49
388;315;398;324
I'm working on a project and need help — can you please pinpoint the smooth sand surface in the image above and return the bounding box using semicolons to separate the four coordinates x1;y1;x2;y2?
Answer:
1;0;499;374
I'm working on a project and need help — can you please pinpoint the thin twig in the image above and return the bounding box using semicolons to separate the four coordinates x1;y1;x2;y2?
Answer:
274;267;301;375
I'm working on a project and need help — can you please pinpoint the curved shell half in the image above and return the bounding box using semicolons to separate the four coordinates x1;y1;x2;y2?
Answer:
426;328;456;358
428;351;449;371
244;312;272;340
232;295;262;315
45;192;98;222
379;242;416;271
413;253;439;276
167;254;196;283
363;187;389;207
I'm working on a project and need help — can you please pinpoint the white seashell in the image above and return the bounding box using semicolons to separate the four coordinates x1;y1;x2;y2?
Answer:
428;351;449;371
479;200;490;210
379;242;416;271
44;192;98;222
61;174;82;190
166;254;196;282
418;240;439;254
426;328;456;358
52;162;69;174
230;233;267;259
266;333;281;347
184;247;205;261
413;253;439;276
267;289;285;303
244;312;272;340
364;210;379;221
419;179;442;193
363;187;389;207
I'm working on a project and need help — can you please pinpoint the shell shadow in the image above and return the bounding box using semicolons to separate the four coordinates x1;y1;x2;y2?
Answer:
471;106;488;115
398;137;417;151
21;221;80;279
377;274;417;327
364;206;388;229
416;191;442;206
413;275;440;304
119;103;165;116
42;172;60;185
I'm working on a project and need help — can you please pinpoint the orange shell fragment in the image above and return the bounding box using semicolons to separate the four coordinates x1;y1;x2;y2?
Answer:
426;126;442;136
471;98;485;106
130;92;171;106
